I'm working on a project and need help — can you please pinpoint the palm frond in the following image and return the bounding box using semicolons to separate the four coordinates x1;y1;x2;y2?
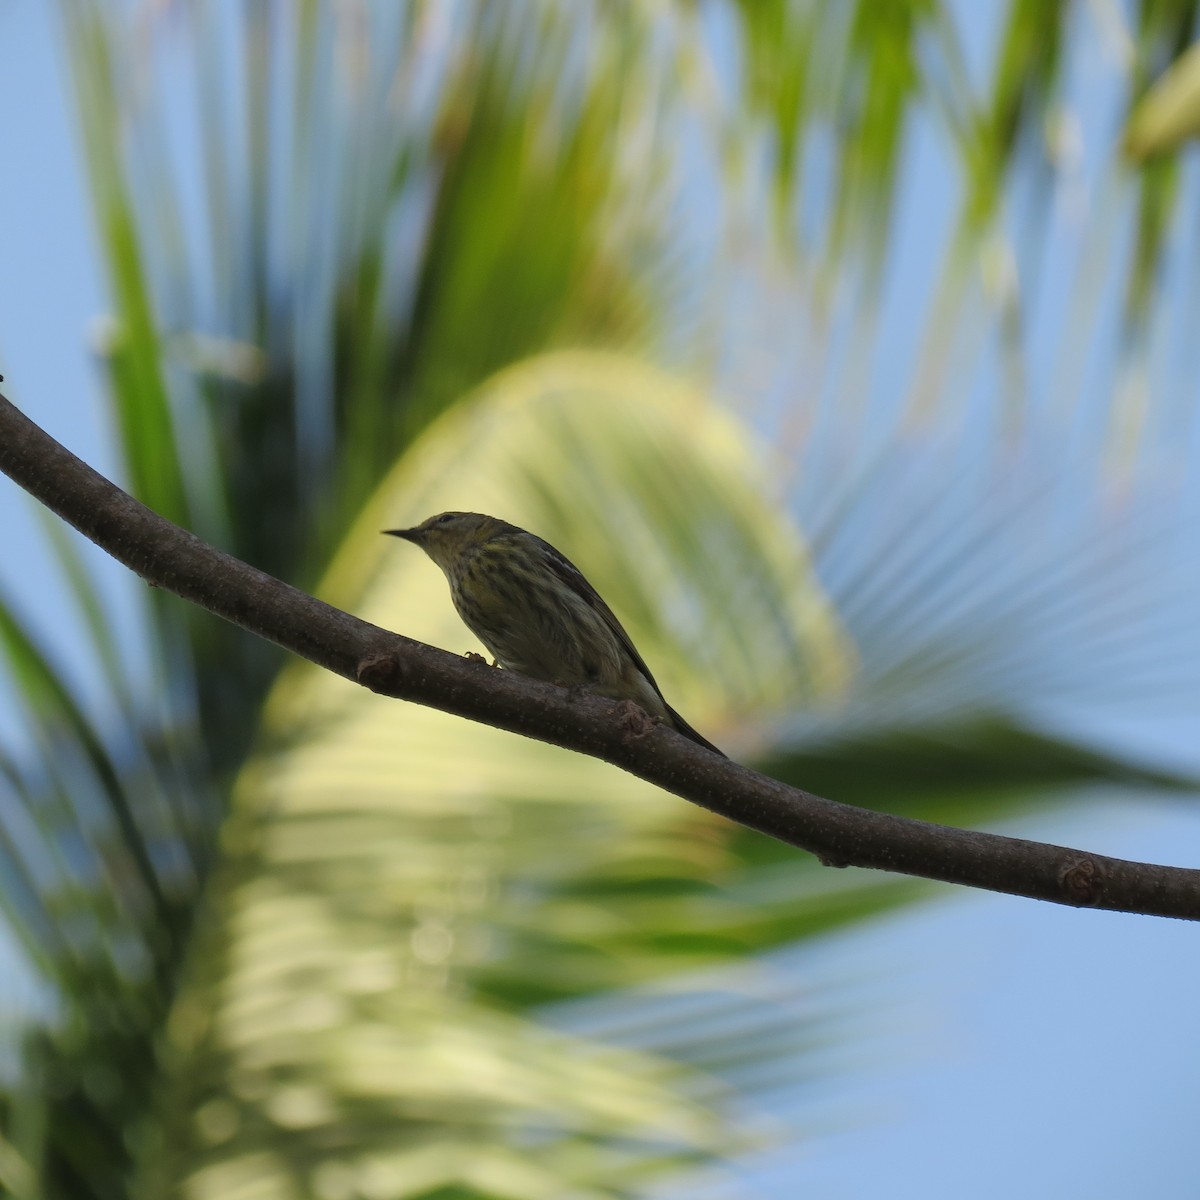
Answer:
137;352;904;1196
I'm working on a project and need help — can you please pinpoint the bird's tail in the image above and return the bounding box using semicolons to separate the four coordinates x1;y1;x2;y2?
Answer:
666;704;725;757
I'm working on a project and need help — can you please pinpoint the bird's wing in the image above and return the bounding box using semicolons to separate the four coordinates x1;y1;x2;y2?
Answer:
531;534;725;757
531;535;666;697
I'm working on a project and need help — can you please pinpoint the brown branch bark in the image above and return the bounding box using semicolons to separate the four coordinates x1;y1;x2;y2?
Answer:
1;390;1198;919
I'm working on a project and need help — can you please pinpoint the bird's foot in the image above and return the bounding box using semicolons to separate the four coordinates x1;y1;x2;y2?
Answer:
464;651;490;666
556;679;591;704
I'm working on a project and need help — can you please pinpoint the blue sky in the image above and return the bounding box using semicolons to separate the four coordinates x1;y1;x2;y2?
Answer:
0;2;147;735
2;2;1200;1196
747;796;1200;1198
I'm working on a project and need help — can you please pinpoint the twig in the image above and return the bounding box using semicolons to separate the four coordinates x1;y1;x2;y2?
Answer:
1;390;1198;918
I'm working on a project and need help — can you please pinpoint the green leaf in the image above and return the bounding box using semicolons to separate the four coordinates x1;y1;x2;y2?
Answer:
145;352;864;1196
1125;42;1200;158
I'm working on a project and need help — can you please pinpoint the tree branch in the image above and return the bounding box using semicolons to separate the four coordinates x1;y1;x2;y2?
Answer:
1;390;1198;919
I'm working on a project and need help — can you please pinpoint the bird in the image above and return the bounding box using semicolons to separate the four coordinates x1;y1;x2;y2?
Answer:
384;512;724;756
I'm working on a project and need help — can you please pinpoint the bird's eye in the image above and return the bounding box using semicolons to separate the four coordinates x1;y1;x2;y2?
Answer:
435;514;455;526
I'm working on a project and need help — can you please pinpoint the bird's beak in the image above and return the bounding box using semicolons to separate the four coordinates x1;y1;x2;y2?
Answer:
383;528;419;542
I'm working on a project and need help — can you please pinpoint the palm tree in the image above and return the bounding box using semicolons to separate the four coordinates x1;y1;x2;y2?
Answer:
3;1;1200;1196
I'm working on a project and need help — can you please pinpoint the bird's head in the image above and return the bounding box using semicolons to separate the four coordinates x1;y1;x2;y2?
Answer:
384;511;506;570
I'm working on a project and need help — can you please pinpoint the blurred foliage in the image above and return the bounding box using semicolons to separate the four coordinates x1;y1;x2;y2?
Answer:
138;357;867;1198
2;0;1200;1197
1126;41;1200;156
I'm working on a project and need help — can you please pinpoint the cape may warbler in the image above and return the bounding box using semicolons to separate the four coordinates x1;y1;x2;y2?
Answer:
385;512;723;755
